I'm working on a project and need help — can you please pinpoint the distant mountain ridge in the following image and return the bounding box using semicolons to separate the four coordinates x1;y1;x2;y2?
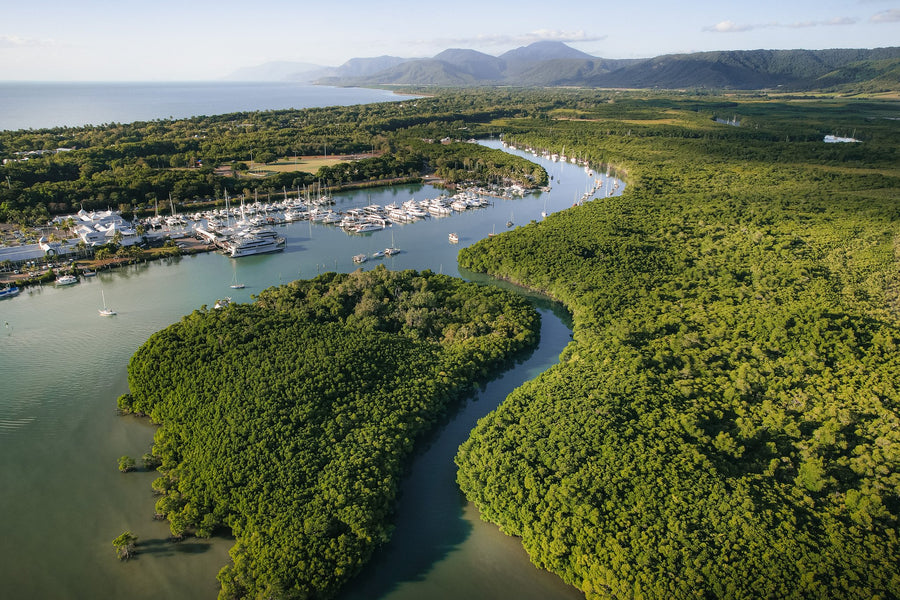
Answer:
227;42;900;91
317;42;900;91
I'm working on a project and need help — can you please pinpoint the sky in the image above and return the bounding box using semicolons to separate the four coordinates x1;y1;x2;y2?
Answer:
1;0;898;81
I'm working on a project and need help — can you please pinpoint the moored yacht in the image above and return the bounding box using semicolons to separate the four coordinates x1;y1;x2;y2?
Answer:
224;232;285;258
0;285;20;299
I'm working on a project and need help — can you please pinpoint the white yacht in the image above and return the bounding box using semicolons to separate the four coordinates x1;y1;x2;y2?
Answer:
353;221;385;233
224;232;285;258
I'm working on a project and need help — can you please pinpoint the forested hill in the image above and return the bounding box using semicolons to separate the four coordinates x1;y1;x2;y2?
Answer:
316;43;900;91
455;97;900;598
120;267;540;599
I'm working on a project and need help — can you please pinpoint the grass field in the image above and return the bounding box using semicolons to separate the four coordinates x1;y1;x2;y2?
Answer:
245;154;377;176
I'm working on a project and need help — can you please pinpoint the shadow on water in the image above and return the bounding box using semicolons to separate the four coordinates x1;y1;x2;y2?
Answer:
341;483;474;599
459;266;574;331
338;299;576;600
132;538;216;558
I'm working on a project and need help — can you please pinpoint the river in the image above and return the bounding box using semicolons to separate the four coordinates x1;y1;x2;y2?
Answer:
0;143;621;598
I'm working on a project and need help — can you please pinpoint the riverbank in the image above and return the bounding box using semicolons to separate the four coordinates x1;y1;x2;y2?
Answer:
0;170;550;291
0;237;216;288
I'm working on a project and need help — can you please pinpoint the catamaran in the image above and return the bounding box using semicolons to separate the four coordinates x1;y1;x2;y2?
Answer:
384;232;400;256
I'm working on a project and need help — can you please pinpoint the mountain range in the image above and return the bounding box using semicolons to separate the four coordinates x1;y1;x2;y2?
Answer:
228;42;900;92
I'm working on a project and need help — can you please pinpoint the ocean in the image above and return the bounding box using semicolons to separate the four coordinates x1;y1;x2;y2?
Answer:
0;81;405;131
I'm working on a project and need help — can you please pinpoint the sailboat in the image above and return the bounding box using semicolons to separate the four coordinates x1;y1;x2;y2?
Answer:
98;290;116;316
230;268;245;289
384;232;400;256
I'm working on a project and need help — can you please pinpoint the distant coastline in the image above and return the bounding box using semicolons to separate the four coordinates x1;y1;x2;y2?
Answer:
0;82;406;131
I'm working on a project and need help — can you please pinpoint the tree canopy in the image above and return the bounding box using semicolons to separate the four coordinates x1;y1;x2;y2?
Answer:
455;93;900;599
120;265;539;599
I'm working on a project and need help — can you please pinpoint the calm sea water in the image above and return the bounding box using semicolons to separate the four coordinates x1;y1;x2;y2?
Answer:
0;82;405;131
0;134;619;597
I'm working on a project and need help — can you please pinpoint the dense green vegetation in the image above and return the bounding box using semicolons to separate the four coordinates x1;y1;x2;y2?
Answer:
36;88;894;597
112;531;138;561
120;266;539;599
455;95;900;598
0;95;545;224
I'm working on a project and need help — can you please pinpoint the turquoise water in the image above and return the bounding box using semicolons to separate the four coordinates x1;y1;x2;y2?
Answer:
0;145;620;598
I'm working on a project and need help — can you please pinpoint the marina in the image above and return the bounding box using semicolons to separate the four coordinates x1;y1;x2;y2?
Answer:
1;140;622;284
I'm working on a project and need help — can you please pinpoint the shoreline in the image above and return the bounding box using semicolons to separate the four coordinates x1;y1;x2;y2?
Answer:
0;238;216;288
0;171;536;290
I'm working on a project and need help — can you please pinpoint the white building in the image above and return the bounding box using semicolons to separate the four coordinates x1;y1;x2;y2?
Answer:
54;209;140;247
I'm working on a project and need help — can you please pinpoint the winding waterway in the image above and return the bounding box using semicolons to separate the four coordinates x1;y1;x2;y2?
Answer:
0;143;621;598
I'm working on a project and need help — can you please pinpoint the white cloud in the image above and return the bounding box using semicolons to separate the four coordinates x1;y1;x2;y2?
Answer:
703;20;758;33
787;17;857;28
870;9;900;22
704;17;857;33
0;34;57;49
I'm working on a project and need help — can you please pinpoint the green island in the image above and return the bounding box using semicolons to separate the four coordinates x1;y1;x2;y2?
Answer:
4;88;900;599
118;266;540;598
